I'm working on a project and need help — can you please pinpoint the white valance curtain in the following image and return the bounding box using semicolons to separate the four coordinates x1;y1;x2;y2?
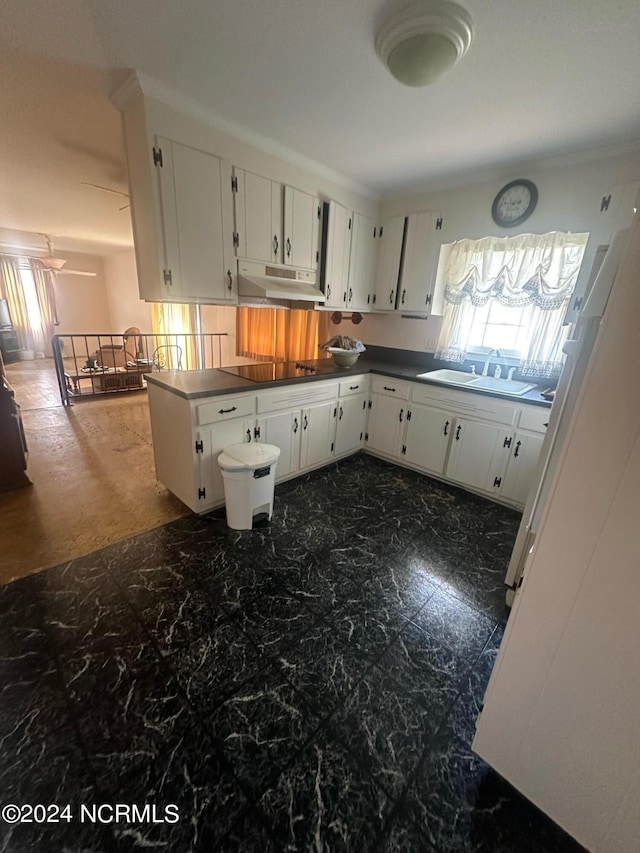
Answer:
436;231;589;374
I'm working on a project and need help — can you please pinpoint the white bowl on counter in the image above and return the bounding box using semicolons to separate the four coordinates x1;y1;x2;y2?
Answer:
326;348;362;368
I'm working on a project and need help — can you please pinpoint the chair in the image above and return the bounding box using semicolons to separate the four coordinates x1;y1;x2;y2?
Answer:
152;344;183;371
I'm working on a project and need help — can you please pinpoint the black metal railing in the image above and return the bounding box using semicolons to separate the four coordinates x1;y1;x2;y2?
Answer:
52;332;228;405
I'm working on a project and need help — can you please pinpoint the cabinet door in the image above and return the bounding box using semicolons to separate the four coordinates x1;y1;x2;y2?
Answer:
300;401;337;469
374;216;406;312
256;410;301;480
283;186;319;270
501;430;545;506
366;394;406;459
324;201;352;308
399;212;441;314
445;418;510;494
233;168;282;264
348;213;376;310
403;403;451;475
158;137;236;302
335;394;368;456
196;417;253;509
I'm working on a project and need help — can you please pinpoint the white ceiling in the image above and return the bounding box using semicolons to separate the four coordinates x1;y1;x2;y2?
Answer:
1;0;640;254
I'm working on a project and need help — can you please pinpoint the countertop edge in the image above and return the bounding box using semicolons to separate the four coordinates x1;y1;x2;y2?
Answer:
144;362;552;408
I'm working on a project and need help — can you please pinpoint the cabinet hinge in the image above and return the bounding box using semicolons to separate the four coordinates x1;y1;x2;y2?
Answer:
233;232;240;248
331;442;334;452
407;410;412;421
402;445;406;455
231;175;238;192
435;217;443;230
198;487;206;500
601;194;611;212
194;439;203;454
254;426;261;439
152;146;163;168
367;400;372;410
163;269;172;286
493;476;502;488
503;436;512;448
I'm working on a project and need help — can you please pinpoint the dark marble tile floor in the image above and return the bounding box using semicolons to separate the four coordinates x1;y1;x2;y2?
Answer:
0;453;586;852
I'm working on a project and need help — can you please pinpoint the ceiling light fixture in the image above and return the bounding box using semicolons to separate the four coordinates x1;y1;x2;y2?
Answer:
375;0;474;87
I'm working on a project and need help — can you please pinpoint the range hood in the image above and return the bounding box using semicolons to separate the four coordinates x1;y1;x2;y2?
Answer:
237;260;326;309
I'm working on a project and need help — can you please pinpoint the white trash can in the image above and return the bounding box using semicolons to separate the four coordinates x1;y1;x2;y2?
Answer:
217;443;281;530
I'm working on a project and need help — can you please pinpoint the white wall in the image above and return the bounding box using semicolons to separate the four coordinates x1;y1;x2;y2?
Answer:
346;148;640;352
53;251;113;334
103;249;152;332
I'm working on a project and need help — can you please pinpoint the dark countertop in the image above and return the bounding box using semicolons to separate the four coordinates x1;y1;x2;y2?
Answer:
145;358;552;408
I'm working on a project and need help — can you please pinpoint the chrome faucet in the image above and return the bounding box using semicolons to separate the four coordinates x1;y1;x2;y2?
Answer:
481;349;502;376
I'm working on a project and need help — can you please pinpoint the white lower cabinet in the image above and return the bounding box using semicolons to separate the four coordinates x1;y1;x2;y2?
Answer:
366;394;406;459
335;393;368;456
402;403;451;475
256;410;301;479
500;430;545;505
300;401;337;469
195;417;254;509
445;418;511;495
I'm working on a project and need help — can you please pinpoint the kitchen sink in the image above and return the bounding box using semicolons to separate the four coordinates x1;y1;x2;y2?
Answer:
415;368;477;385
417;369;537;396
468;376;537;395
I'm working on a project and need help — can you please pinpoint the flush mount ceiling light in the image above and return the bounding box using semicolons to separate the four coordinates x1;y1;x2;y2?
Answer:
375;0;474;87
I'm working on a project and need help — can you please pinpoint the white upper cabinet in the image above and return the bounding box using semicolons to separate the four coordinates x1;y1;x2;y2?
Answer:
322;200;352;309
153;137;236;303
373;212;442;315
398;212;442;314
232;168;282;265
283;185;320;270
347;213;377;311
374;216;406;311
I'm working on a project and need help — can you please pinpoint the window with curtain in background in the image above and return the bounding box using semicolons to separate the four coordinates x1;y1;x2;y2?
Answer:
435;231;589;377
151;302;200;369
0;255;59;356
236;307;329;362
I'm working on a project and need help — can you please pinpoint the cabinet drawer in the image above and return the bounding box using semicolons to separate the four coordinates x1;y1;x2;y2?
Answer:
518;404;551;433
371;376;410;399
411;382;517;425
257;380;338;413
339;375;369;397
195;394;255;425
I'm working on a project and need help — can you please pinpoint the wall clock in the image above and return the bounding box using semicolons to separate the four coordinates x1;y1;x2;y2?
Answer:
491;179;538;228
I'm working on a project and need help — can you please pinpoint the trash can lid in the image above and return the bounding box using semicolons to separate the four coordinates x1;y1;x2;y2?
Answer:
218;442;281;470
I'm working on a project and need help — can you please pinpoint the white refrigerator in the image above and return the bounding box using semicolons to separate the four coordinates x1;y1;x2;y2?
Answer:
473;212;640;852
504;229;629;600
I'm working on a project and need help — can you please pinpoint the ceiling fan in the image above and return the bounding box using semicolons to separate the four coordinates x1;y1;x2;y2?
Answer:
81;181;130;211
39;235;97;277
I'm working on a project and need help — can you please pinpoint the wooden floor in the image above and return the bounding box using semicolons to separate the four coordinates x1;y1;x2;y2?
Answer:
0;360;189;584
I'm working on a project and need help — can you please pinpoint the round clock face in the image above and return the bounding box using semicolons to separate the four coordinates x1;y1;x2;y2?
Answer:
492;180;538;227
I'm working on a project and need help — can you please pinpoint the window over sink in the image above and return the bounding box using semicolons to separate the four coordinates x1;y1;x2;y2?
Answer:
435;231;589;378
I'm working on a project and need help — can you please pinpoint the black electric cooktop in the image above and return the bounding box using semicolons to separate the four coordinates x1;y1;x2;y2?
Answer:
219;361;338;382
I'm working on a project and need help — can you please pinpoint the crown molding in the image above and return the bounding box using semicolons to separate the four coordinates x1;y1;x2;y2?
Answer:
110;71;378;201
